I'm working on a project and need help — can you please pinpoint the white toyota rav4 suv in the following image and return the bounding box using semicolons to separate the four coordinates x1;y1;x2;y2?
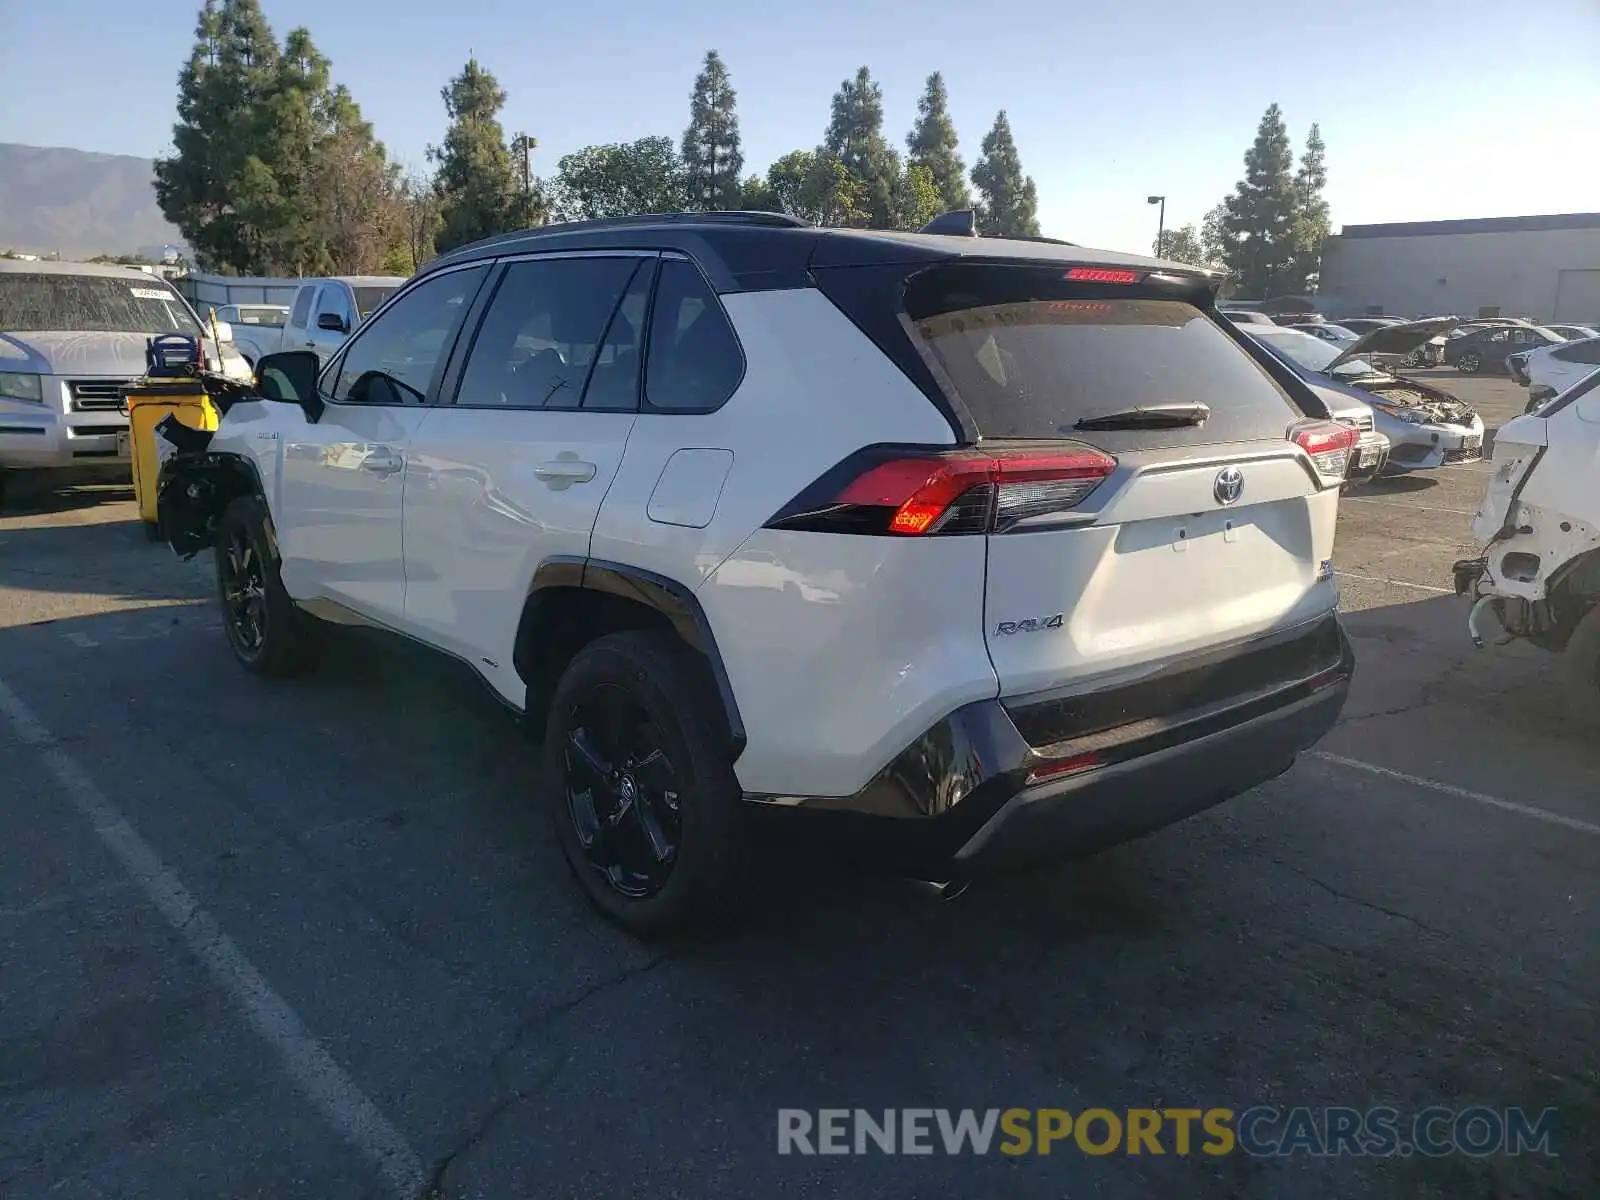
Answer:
158;211;1357;933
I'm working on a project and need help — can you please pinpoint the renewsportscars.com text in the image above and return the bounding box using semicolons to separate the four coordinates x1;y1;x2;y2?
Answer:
776;1106;1558;1158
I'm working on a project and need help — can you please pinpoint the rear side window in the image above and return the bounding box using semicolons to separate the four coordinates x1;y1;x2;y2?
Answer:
455;256;643;411
904;265;1299;450
290;287;315;328
644;259;744;413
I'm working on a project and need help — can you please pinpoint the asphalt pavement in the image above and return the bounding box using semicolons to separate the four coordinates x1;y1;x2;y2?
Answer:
1;371;1594;1199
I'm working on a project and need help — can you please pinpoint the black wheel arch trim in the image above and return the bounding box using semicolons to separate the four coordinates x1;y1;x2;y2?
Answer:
156;449;270;559
526;556;747;759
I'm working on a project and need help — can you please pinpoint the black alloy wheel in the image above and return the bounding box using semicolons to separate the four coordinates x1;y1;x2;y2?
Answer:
561;684;683;899
220;525;268;660
544;629;743;934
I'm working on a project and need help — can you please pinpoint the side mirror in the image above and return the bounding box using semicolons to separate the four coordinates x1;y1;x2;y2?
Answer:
211;319;234;344
254;350;325;423
317;312;350;333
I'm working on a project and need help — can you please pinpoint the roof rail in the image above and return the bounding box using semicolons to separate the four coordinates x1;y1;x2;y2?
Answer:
439;210;812;260
919;210;979;237
542;210;811;235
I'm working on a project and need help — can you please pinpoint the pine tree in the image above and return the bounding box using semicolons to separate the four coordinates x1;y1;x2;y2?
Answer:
1219;103;1301;297
681;50;744;212
154;0;283;271
822;67;899;228
1291;122;1330;292
905;72;969;213
430;59;534;253
970;111;1039;237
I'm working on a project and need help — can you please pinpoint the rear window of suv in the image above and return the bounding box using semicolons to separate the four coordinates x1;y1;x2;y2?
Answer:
904;264;1300;450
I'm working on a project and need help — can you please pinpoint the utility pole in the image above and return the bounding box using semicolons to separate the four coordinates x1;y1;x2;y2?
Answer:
512;132;535;198
1147;195;1166;257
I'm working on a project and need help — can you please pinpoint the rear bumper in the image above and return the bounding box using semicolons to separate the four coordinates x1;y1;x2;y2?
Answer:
747;615;1354;874
1344;431;1390;483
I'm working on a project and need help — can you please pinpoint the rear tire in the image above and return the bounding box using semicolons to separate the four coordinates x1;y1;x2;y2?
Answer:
1457;352;1481;374
544;629;744;936
214;495;323;676
1562;605;1600;728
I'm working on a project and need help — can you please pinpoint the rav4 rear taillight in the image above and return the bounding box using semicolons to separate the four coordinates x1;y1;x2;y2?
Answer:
766;445;1118;536
1290;420;1361;486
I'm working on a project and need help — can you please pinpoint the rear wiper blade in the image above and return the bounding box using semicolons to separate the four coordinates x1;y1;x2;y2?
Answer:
1074;402;1210;430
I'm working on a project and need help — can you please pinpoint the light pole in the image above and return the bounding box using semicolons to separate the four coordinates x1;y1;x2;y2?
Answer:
1147;195;1166;256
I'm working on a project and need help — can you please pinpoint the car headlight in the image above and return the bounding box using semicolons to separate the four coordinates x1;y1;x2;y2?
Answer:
0;371;44;404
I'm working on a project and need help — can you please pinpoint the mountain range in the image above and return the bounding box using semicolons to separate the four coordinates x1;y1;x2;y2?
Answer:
0;143;185;260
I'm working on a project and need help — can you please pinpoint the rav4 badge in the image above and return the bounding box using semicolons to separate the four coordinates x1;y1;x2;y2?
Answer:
996;614;1065;635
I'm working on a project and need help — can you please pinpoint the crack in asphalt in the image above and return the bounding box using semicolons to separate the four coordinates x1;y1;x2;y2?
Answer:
422;951;671;1199
1335;655;1474;726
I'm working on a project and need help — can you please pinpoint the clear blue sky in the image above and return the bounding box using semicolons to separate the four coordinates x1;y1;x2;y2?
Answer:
3;0;1597;253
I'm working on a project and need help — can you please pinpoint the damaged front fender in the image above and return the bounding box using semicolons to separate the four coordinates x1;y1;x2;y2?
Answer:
156;449;267;559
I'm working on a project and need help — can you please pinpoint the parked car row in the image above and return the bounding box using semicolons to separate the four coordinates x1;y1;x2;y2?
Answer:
1220;313;1483;482
0;263;401;509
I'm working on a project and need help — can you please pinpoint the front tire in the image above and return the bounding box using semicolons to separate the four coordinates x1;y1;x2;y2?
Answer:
545;629;744;935
214;496;323;676
1562;605;1600;728
1457;352;1481;374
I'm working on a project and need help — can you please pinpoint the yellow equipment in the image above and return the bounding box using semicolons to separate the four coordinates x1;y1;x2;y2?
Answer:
120;379;220;539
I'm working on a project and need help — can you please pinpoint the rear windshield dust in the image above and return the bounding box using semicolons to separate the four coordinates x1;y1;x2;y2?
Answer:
907;268;1298;451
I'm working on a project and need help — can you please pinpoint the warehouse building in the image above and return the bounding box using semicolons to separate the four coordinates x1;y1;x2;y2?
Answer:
1317;212;1600;323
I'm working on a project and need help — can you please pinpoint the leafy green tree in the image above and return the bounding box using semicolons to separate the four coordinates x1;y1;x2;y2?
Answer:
681;50;744;211
892;163;942;231
1219;103;1301;297
551;137;687;221
1292;122;1330;291
430;59;536;253
762;149;867;227
736;174;778;212
970;111;1039;237
1154;224;1209;265
905;72;969;213
154;0;283;271
823;67;899;228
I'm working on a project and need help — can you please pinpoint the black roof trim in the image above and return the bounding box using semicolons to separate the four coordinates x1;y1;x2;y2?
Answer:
1338;212;1600;239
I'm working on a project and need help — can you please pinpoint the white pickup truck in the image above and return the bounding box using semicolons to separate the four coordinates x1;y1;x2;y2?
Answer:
242;276;405;366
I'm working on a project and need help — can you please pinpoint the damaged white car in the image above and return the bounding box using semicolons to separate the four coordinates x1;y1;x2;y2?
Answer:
1246;318;1485;474
1455;369;1600;723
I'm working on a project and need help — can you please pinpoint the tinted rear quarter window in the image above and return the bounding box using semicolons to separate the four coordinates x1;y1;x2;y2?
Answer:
905;265;1298;450
645;259;744;413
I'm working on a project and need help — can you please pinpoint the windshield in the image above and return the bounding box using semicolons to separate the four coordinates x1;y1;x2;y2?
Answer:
0;273;201;335
1248;326;1378;377
353;286;399;318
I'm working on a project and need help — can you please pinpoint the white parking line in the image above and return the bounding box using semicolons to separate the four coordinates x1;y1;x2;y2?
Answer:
0;676;427;1198
1341;496;1477;517
1335;570;1456;595
1311;751;1600;837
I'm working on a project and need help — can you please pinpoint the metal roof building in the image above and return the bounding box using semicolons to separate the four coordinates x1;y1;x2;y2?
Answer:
1317;212;1600;323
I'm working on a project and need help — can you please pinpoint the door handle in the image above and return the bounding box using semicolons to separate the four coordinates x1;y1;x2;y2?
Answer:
534;460;598;484
360;449;404;476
